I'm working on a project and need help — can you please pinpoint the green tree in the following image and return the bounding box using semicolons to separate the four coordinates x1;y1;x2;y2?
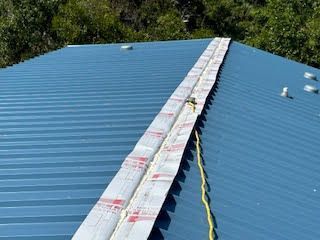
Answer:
191;28;214;39
245;0;319;66
0;0;319;68
0;0;15;67
147;11;189;40
52;0;134;44
202;0;256;40
305;4;320;67
0;0;65;67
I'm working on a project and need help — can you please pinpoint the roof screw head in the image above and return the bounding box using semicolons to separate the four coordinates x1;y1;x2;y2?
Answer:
121;45;133;50
281;87;289;97
304;84;319;94
304;72;317;81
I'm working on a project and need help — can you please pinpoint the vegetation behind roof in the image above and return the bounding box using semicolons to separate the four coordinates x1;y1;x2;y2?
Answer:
0;0;319;68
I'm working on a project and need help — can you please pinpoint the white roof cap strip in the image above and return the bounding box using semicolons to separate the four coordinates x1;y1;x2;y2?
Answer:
72;38;231;240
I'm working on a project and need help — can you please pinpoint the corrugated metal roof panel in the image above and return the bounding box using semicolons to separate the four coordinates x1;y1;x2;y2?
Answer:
150;42;320;239
0;39;211;239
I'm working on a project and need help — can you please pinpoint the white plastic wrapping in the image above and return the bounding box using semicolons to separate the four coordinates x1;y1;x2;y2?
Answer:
72;38;231;240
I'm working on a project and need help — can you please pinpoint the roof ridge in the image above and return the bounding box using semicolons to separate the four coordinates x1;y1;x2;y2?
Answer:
72;37;231;240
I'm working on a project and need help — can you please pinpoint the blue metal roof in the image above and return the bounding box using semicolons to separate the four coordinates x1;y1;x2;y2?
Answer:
150;42;320;239
0;39;211;239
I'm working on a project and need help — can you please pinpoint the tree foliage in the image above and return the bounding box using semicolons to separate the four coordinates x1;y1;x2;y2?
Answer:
0;0;320;68
52;0;133;44
245;0;319;64
0;0;64;66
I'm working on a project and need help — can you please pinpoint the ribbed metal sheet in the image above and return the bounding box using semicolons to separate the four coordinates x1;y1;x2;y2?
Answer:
150;42;320;239
0;39;210;240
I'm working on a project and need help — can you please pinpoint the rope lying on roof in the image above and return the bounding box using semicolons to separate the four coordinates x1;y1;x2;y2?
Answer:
189;101;215;240
195;129;214;240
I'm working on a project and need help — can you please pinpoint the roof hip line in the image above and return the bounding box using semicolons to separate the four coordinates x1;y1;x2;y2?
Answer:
72;37;231;240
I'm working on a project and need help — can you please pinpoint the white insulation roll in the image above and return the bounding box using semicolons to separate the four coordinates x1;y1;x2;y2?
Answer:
72;37;231;240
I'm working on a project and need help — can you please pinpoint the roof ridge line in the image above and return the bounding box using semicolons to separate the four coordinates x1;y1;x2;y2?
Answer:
72;37;231;240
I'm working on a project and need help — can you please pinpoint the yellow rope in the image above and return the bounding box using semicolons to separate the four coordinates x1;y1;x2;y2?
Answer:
189;101;214;240
195;130;214;240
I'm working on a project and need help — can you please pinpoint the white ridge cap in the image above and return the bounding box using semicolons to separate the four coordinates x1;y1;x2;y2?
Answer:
72;37;231;240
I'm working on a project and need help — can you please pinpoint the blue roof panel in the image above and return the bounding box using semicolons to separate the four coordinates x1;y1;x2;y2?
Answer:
0;39;211;239
150;42;320;240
